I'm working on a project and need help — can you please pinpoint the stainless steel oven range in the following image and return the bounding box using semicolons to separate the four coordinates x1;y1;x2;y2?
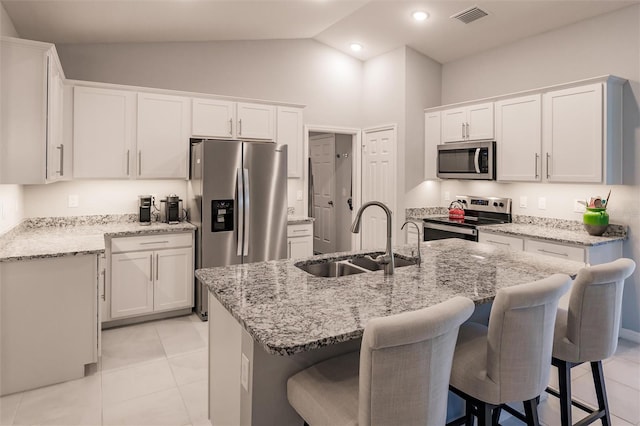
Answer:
423;196;512;242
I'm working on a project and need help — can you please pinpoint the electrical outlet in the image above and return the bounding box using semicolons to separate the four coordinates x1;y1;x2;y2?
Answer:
519;196;527;208
0;201;4;219
68;194;79;208
241;354;250;391
296;190;303;201
444;191;450;201
574;199;586;213
538;197;546;210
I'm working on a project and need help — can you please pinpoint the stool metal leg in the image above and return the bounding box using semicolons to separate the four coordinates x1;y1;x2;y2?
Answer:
478;403;492;426
557;359;573;426
523;398;540;426
591;361;611;426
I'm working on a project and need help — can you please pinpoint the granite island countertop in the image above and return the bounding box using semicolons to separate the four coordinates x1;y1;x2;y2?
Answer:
0;215;196;262
479;222;626;247
287;216;314;225
196;238;584;357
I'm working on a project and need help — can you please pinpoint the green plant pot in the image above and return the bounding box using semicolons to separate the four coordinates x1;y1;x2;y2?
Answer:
583;208;609;236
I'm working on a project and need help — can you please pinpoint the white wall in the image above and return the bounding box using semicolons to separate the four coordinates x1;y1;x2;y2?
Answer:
55;38;364;216
440;4;640;332
0;1;23;235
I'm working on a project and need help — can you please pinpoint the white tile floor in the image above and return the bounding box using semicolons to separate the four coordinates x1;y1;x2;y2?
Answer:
1;314;639;426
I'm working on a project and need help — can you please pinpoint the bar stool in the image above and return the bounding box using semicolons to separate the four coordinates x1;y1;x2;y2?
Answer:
547;258;636;426
286;296;475;426
449;274;572;426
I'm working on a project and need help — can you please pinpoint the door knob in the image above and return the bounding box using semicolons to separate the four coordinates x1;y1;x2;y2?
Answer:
328;201;334;206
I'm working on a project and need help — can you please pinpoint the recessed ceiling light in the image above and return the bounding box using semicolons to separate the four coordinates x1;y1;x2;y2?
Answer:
350;43;363;52
412;11;429;21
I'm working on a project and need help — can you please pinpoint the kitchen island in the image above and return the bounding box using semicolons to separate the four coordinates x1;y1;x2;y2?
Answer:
196;238;585;426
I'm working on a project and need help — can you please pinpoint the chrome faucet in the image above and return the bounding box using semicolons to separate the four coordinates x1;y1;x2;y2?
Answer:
401;221;422;267
351;201;394;275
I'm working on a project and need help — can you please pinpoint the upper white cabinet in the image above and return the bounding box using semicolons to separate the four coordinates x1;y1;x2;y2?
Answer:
441;102;493;143
424;111;440;180
277;106;304;178
192;98;235;139
0;37;70;184
236;102;275;140
496;94;542;182
73;86;136;178
542;81;622;184
137;93;191;179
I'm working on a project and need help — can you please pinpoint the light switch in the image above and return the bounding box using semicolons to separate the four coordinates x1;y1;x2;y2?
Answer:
444;191;450;201
538;197;546;210
0;201;4;219
519;196;527;208
68;194;79;208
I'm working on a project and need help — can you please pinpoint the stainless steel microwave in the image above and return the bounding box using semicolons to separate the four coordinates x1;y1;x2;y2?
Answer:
437;141;496;180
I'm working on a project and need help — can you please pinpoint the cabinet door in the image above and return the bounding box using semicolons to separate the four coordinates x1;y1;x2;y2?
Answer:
111;251;154;319
277;106;304;177
496;95;541;181
478;232;524;251
46;53;66;182
154;247;194;312
137;93;190;179
288;237;313;259
192;98;235;139
236;102;275;140
467;102;494;141
543;84;603;183
73;86;136;178
441;107;467;143
424;111;440;180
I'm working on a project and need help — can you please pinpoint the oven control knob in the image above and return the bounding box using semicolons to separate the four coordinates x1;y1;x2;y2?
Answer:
460;199;467;204
493;202;498;207
499;202;504;207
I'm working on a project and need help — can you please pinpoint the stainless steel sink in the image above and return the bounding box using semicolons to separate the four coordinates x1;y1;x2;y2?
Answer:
296;261;369;278
349;253;417;271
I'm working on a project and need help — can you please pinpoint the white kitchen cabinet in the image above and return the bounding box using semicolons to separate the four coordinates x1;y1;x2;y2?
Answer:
496;94;542;182
108;232;194;321
0;37;69;184
287;223;313;259
441;102;493;143
73;86;136;178
0;255;98;396
424;111;440;180
137;93;191;179
478;232;524;251
192;98;235;139
236;102;275;141
278;106;304;178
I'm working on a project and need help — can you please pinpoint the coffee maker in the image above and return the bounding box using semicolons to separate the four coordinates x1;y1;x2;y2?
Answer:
138;195;152;225
160;194;183;224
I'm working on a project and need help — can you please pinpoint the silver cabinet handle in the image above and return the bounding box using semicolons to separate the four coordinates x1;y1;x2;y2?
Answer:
487;239;510;246
101;268;106;301
534;153;539;179
149;254;153;280
140;241;169;245
138;151;142;176
56;144;64;175
465;123;470;139
229;118;233;135
126;150;130;176
538;248;568;257
288;241;292;257
236;168;244;256
461;123;465;139
292;229;307;233
546;152;550;179
238;118;242;136
156;253;159;280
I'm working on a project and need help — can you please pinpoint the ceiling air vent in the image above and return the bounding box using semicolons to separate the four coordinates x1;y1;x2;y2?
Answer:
450;6;489;24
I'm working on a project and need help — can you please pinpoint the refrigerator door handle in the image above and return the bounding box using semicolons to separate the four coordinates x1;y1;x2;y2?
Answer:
236;168;244;256
243;168;250;257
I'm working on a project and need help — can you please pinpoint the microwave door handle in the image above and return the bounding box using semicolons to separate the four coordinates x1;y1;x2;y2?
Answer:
474;148;481;173
243;168;250;257
236;168;244;257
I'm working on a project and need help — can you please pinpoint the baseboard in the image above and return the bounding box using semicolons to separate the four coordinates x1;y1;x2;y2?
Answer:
620;327;640;343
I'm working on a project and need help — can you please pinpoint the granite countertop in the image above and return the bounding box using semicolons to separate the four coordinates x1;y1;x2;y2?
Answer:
479;222;626;247
196;238;583;357
0;215;196;262
287;216;314;225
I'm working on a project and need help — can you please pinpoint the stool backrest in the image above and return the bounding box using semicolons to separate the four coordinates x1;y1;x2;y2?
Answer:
566;258;636;361
358;296;475;426
487;274;572;403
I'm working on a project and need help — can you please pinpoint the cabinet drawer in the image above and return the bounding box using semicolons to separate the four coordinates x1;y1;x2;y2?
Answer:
525;239;584;262
478;233;524;251
287;223;312;238
111;232;192;253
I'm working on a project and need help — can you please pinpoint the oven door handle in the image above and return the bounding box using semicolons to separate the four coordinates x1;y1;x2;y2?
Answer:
423;222;477;236
474;148;481;173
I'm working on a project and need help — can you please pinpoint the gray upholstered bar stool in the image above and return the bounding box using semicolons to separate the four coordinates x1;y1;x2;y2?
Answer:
449;274;572;426
547;258;636;426
286;296;475;426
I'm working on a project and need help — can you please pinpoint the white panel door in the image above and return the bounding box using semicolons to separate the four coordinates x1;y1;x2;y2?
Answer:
496;95;542;181
236;102;275;140
192;98;235;138
543;84;603;182
137;93;190;179
154;247;193;312
277;106;304;178
441;107;467;143
73;86;136;178
361;128;395;251
111;251;154;319
424;111;440;180
467;102;494;141
310;134;336;254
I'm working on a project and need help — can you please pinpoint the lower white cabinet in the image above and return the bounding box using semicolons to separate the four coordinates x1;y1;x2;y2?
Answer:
287;223;313;259
478;232;524;251
108;232;194;321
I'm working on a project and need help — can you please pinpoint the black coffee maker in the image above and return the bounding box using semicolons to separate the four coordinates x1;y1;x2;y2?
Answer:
160;194;183;224
138;195;152;225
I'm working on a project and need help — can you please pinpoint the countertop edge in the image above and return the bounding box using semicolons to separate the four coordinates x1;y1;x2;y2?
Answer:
479;225;626;247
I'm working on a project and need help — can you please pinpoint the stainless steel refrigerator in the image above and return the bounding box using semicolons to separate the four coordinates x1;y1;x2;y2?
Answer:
188;139;288;320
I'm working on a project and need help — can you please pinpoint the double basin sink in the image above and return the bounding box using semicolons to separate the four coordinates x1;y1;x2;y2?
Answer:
296;252;417;278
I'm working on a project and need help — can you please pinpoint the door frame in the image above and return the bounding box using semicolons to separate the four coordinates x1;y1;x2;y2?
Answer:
303;125;362;251
361;124;398;248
